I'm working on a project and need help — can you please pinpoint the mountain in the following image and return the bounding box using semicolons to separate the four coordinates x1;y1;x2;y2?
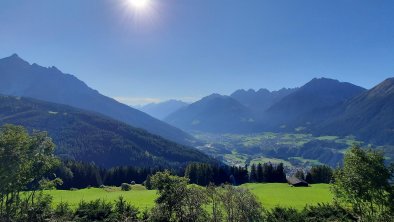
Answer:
0;54;194;145
0;95;214;168
138;100;188;120
231;88;297;115
318;78;394;145
262;78;366;130
165;94;254;133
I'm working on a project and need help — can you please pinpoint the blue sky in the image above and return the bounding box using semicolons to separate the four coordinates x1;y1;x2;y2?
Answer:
1;0;394;105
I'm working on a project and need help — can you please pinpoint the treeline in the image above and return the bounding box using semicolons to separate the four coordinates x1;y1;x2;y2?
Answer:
54;160;334;189
54;161;167;189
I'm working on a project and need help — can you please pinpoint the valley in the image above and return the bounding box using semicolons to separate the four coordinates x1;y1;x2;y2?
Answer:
194;131;381;167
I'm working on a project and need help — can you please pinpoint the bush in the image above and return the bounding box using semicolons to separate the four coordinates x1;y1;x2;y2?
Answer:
53;201;73;221
70;187;78;191
18;193;53;222
113;196;139;221
74;199;113;221
265;207;303;222
130;181;136;185
121;183;132;191
302;203;357;221
99;185;106;189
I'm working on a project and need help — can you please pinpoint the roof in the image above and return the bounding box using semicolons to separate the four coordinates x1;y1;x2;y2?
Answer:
287;177;309;185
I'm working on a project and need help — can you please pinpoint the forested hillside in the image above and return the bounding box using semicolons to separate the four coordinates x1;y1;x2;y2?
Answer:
0;95;214;168
0;54;194;145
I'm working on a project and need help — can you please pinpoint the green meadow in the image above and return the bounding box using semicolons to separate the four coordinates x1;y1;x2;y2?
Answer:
46;183;332;211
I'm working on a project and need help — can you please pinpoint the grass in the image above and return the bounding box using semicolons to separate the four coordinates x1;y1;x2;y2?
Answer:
243;183;332;210
46;183;332;211
45;187;157;209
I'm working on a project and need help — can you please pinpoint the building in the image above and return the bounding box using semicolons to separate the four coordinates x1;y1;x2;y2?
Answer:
287;177;309;187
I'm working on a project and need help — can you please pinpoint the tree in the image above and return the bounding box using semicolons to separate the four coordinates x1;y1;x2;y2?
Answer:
331;144;394;221
257;163;263;182
306;165;333;184
0;124;60;220
150;171;208;222
250;164;258;182
218;185;263;222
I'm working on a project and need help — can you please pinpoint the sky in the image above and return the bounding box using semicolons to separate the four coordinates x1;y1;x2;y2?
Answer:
1;0;394;105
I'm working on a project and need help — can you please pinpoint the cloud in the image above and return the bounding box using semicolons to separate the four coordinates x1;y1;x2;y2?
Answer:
114;97;162;106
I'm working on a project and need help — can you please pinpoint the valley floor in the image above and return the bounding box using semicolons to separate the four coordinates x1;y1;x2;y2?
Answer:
46;183;332;211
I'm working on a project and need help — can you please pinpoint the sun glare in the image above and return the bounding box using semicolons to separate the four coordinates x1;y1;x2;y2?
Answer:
129;0;150;10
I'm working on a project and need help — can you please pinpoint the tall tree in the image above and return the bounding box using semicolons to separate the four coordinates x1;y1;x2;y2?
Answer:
0;124;59;220
250;164;258;182
331;145;394;221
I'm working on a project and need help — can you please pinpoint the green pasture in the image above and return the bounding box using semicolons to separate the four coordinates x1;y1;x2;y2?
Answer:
46;183;332;211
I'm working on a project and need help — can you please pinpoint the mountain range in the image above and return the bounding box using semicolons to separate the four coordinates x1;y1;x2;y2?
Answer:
137;100;188;120
0;94;213;168
166;94;254;133
165;77;394;146
0;54;194;146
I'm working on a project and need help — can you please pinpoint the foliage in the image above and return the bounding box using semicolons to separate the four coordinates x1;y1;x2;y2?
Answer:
0;96;215;168
74;199;113;221
265;207;302;222
305;165;333;184
218;185;264;222
0;124;60;220
301;203;357;222
331;144;394;221
121;183;132;191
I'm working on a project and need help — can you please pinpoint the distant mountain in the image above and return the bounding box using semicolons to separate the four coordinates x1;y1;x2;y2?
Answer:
318;78;394;145
0;95;214;168
231;88;297;115
138;100;188;120
0;54;194;145
263;78;366;130
165;94;254;133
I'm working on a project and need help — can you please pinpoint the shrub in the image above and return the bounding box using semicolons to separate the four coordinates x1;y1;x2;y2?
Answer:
302;203;357;221
265;207;303;222
113;196;139;221
53;201;74;221
121;183;132;191
74;199;113;221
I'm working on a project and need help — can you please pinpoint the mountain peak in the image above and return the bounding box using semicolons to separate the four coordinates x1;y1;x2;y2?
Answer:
368;77;394;97
0;53;30;66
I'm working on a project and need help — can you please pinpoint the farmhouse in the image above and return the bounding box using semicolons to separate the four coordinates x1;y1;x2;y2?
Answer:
287;177;309;187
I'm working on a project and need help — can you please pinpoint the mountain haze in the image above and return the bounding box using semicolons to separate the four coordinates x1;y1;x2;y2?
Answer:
0;54;194;145
165;94;254;133
138;100;188;120
231;88;297;115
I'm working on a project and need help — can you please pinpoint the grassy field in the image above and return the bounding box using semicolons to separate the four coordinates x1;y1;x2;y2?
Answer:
46;183;332;210
242;183;332;210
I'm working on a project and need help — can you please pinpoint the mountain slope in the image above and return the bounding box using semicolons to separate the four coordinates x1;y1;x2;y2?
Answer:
0;54;194;145
319;78;394;145
263;78;366;130
165;94;254;133
231;88;297;115
0;95;214;168
138;100;188;120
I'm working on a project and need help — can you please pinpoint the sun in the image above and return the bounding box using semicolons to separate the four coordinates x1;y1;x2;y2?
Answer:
128;0;150;10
